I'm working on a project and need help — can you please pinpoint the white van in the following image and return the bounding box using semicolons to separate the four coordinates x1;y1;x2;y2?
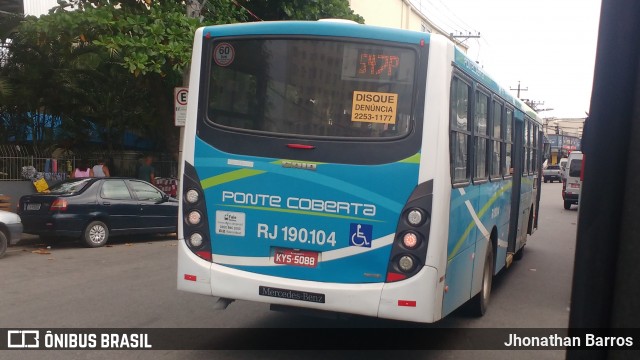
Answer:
559;158;568;182
563;151;583;209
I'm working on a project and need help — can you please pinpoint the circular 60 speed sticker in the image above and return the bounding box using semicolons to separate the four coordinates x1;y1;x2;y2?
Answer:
214;43;235;67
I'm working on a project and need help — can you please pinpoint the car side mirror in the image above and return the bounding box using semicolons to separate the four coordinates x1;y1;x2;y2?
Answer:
156;194;169;203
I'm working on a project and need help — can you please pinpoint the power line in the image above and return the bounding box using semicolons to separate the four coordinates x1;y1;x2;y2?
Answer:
412;0;461;34
432;0;478;34
434;0;478;33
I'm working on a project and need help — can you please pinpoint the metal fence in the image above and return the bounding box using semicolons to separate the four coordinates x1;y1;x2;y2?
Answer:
0;145;178;181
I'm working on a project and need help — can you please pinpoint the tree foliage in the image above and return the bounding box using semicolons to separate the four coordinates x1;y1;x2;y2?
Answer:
240;0;364;22
0;0;362;153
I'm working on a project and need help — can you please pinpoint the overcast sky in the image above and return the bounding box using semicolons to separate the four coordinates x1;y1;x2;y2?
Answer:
413;0;602;119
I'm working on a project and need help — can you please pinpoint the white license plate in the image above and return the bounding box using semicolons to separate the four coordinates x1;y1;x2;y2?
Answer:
26;203;41;211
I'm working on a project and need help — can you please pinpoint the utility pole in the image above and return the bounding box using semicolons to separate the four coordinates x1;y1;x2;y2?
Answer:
510;81;528;98
450;31;481;45
522;99;545;111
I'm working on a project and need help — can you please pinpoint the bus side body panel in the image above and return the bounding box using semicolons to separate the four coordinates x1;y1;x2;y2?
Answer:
443;179;512;316
178;27;214;296
379;35;453;322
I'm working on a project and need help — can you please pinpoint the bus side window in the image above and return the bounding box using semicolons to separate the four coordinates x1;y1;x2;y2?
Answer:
474;90;490;181
450;76;471;184
503;108;513;176
491;100;502;178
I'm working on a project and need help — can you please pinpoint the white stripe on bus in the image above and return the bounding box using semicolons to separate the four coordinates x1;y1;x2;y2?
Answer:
211;234;394;267
458;188;490;240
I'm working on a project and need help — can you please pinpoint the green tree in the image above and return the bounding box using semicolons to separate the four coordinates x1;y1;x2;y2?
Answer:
1;0;363;152
237;0;364;22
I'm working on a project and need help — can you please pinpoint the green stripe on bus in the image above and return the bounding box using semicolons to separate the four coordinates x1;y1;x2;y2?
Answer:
201;169;265;189
399;153;421;164
447;182;513;262
217;204;385;223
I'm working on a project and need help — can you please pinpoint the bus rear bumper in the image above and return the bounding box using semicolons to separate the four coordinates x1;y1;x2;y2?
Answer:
378;265;439;323
178;240;440;322
209;262;384;318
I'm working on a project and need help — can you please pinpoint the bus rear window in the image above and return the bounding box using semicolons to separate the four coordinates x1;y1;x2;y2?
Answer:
207;39;417;139
569;159;582;177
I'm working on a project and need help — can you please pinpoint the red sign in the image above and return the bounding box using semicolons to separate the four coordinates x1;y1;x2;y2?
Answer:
357;51;401;80
273;249;318;268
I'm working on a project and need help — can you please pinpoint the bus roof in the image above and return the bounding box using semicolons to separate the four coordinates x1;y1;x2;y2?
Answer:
200;21;428;45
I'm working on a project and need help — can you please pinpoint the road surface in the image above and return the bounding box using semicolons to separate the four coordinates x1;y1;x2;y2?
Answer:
0;182;578;359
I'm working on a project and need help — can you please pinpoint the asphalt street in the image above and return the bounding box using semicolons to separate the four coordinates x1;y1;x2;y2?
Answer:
0;182;578;359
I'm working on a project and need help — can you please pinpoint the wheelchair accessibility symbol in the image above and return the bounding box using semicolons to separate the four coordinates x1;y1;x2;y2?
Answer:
349;223;373;248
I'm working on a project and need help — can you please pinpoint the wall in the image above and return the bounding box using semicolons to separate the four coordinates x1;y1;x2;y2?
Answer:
349;0;468;52
0;181;35;212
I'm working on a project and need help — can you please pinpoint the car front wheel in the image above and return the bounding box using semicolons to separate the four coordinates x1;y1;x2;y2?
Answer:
82;221;109;248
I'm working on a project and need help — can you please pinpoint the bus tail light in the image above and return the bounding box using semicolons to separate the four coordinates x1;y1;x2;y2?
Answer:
182;162;212;262
398;255;416;272
385;180;433;283
402;232;420;249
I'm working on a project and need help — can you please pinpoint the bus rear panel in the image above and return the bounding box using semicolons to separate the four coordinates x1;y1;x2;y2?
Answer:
178;22;440;322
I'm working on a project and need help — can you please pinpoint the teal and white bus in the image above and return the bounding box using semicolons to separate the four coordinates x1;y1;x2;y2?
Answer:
178;21;545;323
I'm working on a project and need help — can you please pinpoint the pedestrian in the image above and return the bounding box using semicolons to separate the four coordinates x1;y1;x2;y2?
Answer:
92;158;111;177
72;160;94;178
137;156;155;185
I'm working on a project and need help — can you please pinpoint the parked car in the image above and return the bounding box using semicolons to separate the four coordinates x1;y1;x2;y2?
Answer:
543;164;562;183
0;209;22;258
18;178;177;247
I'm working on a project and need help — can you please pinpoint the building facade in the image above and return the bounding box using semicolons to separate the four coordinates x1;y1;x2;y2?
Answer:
348;0;469;52
544;118;585;164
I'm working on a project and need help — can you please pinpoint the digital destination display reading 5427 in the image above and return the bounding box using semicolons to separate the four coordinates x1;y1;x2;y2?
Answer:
357;51;400;80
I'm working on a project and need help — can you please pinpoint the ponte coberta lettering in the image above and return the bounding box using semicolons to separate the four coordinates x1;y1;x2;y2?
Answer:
222;191;376;217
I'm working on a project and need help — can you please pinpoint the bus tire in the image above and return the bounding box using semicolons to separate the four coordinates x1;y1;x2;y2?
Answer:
564;201;571;210
514;244;525;260
82;221;109;248
469;242;494;317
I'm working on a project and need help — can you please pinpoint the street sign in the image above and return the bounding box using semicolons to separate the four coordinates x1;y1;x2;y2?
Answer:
174;87;188;126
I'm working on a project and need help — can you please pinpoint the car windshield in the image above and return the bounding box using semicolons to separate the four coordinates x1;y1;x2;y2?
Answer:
47;179;92;194
548;165;560;169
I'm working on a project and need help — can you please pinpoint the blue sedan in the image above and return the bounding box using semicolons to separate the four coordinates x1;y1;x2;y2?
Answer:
18;178;177;247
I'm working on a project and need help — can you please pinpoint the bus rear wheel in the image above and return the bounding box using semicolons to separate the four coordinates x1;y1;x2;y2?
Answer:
469;242;494;317
564;201;572;210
